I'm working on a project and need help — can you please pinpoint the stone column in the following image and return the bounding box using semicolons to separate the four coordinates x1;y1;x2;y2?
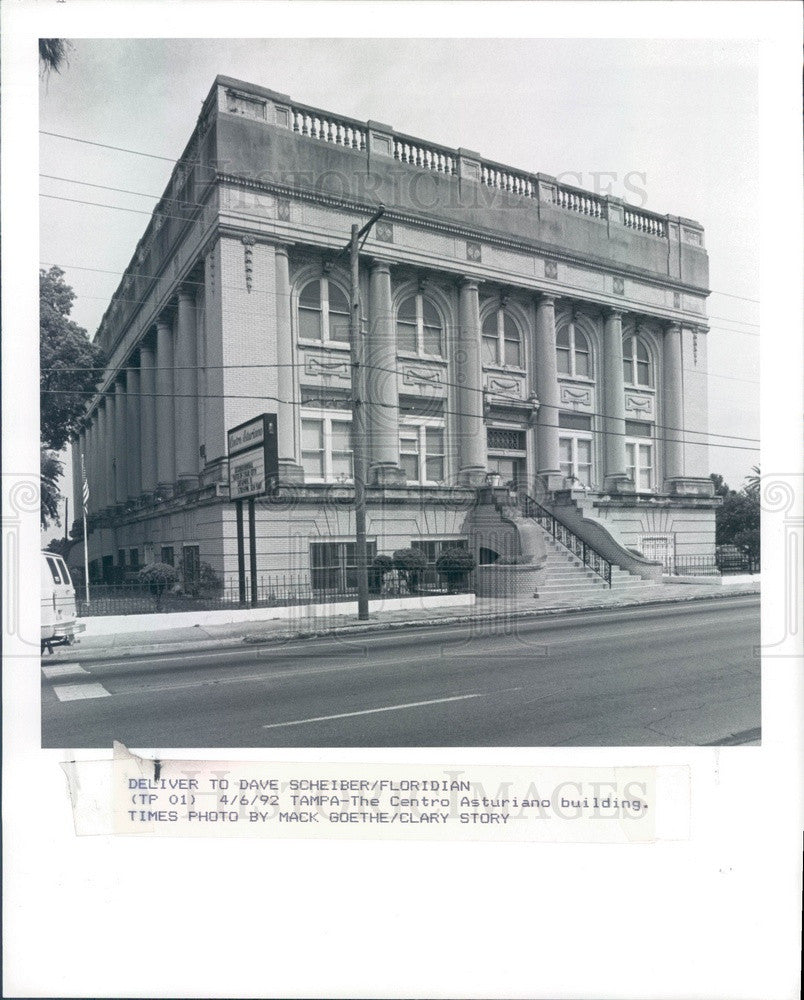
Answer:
125;361;142;499
155;316;176;494
114;380;127;506
70;432;82;528
663;322;684;484
602;308;631;492
274;245;303;481
139;339;158;496
456;279;487;485
175;290;200;488
100;394;114;510
534;294;562;491
366;260;405;484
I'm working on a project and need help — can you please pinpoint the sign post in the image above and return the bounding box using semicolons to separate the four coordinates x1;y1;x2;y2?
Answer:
227;414;279;605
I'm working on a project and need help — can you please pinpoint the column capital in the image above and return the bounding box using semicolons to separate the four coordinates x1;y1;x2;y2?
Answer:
273;241;292;260
177;285;196;303
368;257;392;275
156;312;173;331
603;306;625;321
537;292;557;307
459;276;479;290
664;321;682;335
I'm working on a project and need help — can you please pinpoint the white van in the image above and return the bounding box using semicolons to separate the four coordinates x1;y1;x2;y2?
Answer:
41;551;85;650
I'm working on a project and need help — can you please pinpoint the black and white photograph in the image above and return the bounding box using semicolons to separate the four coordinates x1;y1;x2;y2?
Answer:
37;36;764;749
3;2;802;998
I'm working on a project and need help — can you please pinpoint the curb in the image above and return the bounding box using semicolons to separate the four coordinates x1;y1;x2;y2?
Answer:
47;586;760;664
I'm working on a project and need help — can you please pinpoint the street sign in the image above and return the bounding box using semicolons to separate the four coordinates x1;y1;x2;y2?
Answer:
227;413;278;500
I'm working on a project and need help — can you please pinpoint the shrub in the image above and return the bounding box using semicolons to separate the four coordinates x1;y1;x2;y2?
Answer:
198;561;223;595
138;562;180;610
436;547;476;593
369;554;394;593
392;547;428;593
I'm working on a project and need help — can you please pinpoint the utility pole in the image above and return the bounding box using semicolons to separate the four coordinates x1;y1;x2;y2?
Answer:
348;207;385;620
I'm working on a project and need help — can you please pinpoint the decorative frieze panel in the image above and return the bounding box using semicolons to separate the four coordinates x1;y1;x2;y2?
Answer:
483;246;532;277
681;294;706;314
276;197;291;222
466;240;482;262
544;259;559;280
624;391;654;417
303;353;351;381
484;373;524;400
559;384;593;410
402;365;442;388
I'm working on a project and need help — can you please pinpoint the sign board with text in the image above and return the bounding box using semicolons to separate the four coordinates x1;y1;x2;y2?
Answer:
227;413;279;500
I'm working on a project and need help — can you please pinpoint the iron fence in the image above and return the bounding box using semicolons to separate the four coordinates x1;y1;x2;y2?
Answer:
671;553;760;577
75;567;473;617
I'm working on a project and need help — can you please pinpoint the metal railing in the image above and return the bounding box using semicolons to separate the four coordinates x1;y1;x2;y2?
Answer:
521;495;613;586
74;568;473;617
671;554;759;577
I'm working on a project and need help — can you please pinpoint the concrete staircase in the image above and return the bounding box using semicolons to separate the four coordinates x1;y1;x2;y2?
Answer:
536;524;661;602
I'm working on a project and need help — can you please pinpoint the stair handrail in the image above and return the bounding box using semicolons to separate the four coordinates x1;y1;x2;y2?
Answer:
521;494;613;587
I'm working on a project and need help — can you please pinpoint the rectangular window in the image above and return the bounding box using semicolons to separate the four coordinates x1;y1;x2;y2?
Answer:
301;414;352;482
625;440;654;491
399;432;420;482
559;434;593;486
396;318;417;353
118;549;126;567
299;307;321;341
310;540;377;592
129;548;140;568
559;412;592;431
160;546;175;567
399;423;445;484
625;420;652;438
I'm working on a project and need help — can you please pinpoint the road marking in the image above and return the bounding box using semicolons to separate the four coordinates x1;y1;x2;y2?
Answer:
52;682;111;702
42;662;89;679
262;687;522;730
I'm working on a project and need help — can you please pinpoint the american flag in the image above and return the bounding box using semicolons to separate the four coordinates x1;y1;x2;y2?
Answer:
81;454;89;514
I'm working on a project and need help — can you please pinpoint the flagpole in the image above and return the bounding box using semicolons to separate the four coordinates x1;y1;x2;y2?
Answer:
81;453;90;605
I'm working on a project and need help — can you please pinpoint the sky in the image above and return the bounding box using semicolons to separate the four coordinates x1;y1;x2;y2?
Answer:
39;37;760;537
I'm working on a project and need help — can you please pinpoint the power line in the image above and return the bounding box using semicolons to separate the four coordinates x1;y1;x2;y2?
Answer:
43;387;760;452
41;357;761;441
40;130;196;166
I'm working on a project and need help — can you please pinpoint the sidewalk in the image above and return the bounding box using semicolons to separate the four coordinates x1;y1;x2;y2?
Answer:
49;579;761;663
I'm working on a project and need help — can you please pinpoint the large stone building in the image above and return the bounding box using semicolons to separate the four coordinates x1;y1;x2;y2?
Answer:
71;75;717;592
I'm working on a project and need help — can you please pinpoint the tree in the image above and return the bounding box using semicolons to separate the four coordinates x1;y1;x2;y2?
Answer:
40;450;64;529
41;266;104;451
713;469;760;561
39;39;72;78
40;267;104;530
709;472;732;499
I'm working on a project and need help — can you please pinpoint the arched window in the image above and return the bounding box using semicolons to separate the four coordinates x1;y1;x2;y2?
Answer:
298;276;350;344
623;334;652;387
556;324;592;378
396;293;443;356
482;306;522;367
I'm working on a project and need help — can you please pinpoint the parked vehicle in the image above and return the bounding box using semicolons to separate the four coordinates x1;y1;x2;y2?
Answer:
41;551;84;650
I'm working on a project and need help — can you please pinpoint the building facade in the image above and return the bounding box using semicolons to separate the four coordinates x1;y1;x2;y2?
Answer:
71;76;717;589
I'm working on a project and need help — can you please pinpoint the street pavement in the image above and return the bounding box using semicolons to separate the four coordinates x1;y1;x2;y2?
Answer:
42;592;761;748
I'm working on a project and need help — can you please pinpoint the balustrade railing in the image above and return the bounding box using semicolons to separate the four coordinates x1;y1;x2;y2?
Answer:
393;138;456;174
521;495;613;586
623;206;667;237
291;108;367;150
285;96;673;235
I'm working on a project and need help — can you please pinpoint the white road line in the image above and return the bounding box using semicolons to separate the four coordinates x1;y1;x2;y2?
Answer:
52;682;111;702
42;662;89;679
262;687;522;730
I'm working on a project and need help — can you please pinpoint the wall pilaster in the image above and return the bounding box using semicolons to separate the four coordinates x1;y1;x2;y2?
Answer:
274;244;303;482
534;294;562;491
602;308;631;492
456;278;486;485
125;362;142;499
155;316;176;494
367;260;405;484
175;289;200;486
139;339;158;496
